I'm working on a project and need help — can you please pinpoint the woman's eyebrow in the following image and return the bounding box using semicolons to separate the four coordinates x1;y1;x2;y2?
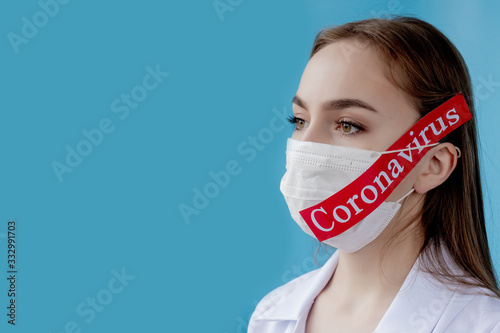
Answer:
292;95;378;113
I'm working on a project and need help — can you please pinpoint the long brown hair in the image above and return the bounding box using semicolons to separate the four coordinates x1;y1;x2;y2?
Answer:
310;17;499;296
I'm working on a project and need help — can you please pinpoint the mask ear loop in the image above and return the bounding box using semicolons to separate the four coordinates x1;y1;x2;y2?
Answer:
381;143;439;155
396;188;415;204
382;143;461;158
382;144;459;205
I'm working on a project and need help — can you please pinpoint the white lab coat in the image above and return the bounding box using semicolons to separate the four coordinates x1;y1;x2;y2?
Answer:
248;248;500;332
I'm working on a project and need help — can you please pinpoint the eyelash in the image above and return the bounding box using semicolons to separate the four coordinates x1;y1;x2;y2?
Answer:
286;115;365;136
286;115;302;127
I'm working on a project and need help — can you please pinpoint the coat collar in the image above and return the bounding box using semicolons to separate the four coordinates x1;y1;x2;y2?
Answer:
252;250;339;321
252;246;479;332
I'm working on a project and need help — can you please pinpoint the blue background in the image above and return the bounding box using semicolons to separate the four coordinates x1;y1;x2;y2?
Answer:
1;0;499;332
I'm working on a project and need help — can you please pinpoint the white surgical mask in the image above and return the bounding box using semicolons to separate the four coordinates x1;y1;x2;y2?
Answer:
280;138;425;253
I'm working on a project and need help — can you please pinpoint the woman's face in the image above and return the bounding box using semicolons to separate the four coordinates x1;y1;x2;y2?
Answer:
291;39;423;201
291;39;420;151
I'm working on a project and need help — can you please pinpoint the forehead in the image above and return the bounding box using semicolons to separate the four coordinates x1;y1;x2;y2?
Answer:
296;40;415;117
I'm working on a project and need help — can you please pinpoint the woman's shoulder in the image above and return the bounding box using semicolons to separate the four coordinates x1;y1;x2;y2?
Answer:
466;290;500;316
466;290;500;308
412;246;500;331
442;290;500;332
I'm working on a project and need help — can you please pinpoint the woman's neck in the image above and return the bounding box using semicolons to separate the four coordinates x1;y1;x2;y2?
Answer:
304;195;426;332
326;194;425;306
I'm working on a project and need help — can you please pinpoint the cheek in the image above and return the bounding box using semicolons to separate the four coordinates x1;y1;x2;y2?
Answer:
372;109;421;150
291;130;301;140
385;159;424;202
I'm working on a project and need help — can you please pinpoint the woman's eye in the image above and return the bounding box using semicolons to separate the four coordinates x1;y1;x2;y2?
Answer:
341;122;355;133
296;118;305;130
287;116;307;131
337;120;363;135
287;116;363;135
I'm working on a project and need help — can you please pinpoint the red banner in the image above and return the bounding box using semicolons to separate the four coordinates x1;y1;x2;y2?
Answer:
299;93;472;242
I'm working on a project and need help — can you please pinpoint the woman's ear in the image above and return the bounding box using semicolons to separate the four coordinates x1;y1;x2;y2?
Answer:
413;143;459;194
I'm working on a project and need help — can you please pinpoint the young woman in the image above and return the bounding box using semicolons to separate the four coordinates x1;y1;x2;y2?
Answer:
249;17;500;332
